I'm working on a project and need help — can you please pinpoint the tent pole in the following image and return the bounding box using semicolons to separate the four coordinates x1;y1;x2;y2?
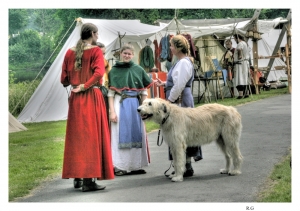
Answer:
264;9;291;81
252;19;259;95
286;23;292;94
12;19;77;115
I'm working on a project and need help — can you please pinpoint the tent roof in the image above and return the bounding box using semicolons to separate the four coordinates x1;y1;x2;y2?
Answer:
155;9;288;38
68;18;167;58
155;18;251;27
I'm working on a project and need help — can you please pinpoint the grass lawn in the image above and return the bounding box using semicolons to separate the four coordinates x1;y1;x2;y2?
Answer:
9;121;66;201
256;150;291;202
9;87;291;202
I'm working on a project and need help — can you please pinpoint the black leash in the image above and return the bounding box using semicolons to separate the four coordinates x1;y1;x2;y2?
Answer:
157;129;163;146
157;108;171;146
156;130;173;177
157;130;174;177
164;161;174;177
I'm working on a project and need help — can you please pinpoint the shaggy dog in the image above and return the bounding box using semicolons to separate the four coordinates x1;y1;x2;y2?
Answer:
137;98;243;182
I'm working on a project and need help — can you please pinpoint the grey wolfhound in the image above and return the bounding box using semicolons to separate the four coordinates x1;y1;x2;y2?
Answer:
137;98;243;182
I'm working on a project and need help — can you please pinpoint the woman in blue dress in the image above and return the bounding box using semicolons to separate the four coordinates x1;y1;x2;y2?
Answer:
155;34;203;177
108;44;153;176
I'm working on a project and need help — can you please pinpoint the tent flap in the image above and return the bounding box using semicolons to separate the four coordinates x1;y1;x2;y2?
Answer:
9;112;27;133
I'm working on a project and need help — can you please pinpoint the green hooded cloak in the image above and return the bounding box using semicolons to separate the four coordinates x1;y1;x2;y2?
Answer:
108;60;153;92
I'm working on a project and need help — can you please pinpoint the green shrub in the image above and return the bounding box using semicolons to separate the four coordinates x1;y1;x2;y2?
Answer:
9;79;42;116
13;70;45;82
9;70;17;84
9;62;49;82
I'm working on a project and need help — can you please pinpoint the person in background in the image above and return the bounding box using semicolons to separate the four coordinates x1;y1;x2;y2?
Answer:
108;44;153;176
96;42;111;89
96;42;111;120
222;39;236;97
233;34;250;99
249;65;265;94
155;34;203;178
61;23;114;192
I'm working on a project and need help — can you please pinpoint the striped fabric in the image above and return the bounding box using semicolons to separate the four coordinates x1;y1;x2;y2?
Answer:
147;72;167;99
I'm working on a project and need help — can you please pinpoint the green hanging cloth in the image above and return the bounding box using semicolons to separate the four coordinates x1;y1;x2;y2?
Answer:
139;46;154;69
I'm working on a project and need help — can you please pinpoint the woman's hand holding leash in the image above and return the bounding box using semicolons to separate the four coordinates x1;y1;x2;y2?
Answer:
154;78;166;87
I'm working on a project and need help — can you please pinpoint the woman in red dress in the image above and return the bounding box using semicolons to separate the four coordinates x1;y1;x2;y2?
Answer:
61;23;114;192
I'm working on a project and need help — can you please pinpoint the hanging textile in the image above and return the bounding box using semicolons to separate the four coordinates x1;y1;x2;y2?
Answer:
159;35;169;62
159;34;173;63
181;33;197;59
153;39;161;71
139;46;154;72
195;46;201;63
167;34;173;62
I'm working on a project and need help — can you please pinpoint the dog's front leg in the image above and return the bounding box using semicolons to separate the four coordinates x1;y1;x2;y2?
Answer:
168;147;176;179
170;142;186;182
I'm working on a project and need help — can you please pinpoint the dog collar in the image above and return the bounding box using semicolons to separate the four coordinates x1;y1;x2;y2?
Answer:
161;112;170;125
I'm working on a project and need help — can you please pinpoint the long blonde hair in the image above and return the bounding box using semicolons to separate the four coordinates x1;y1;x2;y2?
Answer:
75;23;98;70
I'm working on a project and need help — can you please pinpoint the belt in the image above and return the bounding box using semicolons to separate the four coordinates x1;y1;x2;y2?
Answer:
115;92;139;103
71;85;100;89
234;59;249;65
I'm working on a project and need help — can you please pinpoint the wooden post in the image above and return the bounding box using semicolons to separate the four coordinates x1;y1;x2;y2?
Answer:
264;10;291;81
286;19;292;93
285;44;291;93
252;38;259;94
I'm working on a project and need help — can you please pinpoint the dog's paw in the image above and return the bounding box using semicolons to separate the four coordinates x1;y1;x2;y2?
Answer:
171;176;183;182
228;170;241;176
220;169;229;174
169;174;175;179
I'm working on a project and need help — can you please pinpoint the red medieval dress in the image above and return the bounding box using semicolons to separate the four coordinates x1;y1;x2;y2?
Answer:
61;45;114;180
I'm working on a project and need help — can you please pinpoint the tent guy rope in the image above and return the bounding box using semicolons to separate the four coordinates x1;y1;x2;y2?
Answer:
11;19;77;115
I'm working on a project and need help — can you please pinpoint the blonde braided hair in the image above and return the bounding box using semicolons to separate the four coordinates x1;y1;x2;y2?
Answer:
170;34;193;63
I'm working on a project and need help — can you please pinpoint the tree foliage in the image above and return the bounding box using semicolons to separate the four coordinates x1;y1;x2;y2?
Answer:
9;79;42;116
9;29;41;64
9;9;29;36
9;8;290;82
259;9;290;19
32;9;62;36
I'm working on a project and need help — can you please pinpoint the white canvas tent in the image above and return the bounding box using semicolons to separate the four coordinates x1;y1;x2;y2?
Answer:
157;13;289;82
17;13;290;123
9;112;27;133
17;18;167;123
247;28;287;82
156;13;289;98
155;9;282;38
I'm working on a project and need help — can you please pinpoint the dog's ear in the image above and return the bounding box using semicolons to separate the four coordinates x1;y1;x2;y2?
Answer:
162;103;167;113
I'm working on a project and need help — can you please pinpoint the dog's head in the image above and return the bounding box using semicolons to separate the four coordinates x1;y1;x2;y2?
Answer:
137;98;169;124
